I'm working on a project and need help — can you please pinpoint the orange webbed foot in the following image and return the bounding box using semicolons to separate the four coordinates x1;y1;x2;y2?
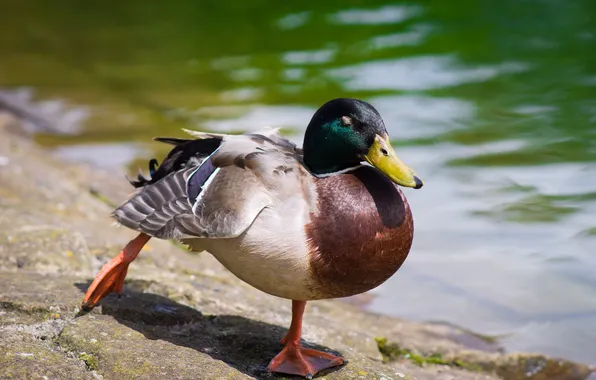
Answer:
81;233;150;311
267;343;343;378
81;255;129;311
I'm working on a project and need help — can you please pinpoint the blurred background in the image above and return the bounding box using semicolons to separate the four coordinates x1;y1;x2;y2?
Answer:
1;0;595;365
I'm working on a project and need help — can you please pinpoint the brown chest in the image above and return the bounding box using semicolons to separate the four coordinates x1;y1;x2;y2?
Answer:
305;166;414;299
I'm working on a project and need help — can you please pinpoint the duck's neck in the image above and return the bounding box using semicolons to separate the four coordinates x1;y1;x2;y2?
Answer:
303;152;361;175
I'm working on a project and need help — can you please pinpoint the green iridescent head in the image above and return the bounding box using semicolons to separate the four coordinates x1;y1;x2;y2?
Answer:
303;98;423;188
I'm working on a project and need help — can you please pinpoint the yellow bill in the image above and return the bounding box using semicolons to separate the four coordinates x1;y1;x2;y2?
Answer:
363;134;423;189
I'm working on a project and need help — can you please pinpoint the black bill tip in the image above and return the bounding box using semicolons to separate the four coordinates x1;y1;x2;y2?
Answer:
414;176;424;189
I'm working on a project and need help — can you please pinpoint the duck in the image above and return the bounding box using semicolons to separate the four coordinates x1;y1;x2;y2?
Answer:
81;98;423;378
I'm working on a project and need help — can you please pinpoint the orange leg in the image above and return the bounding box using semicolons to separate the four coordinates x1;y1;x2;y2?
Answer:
267;300;343;378
81;233;150;311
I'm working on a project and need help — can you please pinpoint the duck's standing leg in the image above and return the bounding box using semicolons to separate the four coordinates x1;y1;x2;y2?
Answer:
267;300;344;378
81;233;151;311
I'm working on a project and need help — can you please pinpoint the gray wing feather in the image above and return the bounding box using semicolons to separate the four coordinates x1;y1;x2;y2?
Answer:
113;168;196;240
112;128;299;240
190;166;272;238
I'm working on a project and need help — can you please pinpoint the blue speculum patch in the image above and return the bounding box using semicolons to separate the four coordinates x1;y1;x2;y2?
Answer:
187;157;217;203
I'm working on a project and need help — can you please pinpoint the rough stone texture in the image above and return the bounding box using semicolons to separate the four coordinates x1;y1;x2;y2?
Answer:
0;329;94;379
0;113;594;380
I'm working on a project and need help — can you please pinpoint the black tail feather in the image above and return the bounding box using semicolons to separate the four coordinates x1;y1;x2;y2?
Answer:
129;137;222;189
128;166;153;188
149;158;159;176
153;137;191;145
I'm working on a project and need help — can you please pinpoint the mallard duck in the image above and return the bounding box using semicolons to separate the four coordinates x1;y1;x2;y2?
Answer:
82;98;423;378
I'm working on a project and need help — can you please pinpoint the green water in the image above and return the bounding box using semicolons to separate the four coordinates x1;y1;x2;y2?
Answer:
2;0;595;365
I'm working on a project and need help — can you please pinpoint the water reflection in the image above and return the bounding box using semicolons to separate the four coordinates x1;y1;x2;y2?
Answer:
328;5;420;25
328;57;529;91
1;0;595;365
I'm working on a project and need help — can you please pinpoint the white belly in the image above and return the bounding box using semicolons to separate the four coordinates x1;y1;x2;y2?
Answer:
196;196;318;300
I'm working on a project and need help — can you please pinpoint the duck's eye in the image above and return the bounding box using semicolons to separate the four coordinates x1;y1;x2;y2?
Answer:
381;148;388;156
340;116;352;127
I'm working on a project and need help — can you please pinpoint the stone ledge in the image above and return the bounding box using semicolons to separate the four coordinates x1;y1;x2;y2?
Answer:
0;115;593;380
